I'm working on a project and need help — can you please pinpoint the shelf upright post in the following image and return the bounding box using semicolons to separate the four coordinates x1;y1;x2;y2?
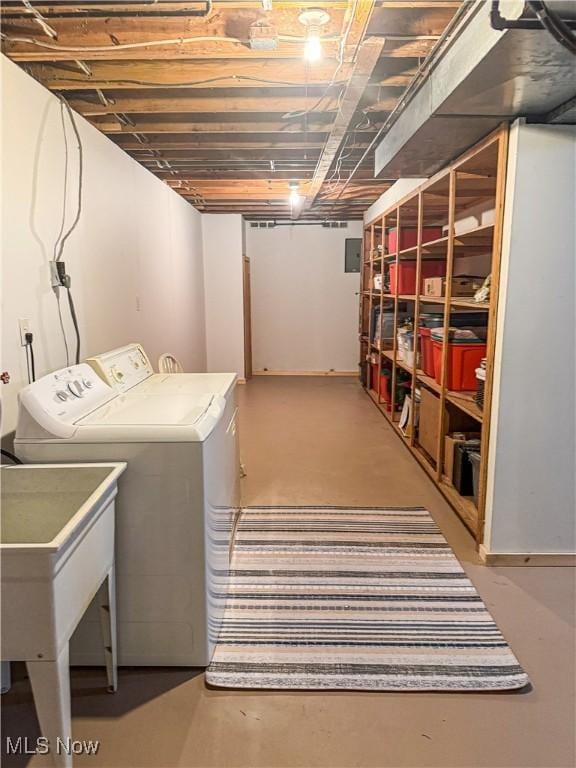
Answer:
435;171;456;482
476;126;509;543
410;192;424;446
389;207;400;421
359;227;366;339
376;216;385;405
367;225;375;344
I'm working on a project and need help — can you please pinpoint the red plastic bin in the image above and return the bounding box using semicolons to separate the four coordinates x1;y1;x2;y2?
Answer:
370;362;379;391
389;259;445;296
419;327;435;377
431;340;487;391
388;226;443;253
370;363;391;402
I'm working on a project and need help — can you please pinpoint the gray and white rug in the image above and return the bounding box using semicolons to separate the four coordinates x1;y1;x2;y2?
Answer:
206;506;529;692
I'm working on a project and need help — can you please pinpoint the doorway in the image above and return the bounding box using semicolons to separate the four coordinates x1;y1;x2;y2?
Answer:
243;256;252;380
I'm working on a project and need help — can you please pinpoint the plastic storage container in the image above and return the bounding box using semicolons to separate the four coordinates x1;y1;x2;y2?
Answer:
396;328;413;362
453;441;480;496
419;327;434;376
388;226;443;253
469;451;481;505
475;366;486;409
389;259;445;296
432;339;487;390
370;362;379;391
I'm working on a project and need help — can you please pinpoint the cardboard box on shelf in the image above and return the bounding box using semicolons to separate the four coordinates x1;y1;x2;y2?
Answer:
418;388;440;461
423;276;485;298
418;390;481;465
423;277;444;297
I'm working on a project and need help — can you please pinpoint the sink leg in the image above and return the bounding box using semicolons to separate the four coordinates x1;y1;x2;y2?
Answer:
26;644;72;768
98;566;118;693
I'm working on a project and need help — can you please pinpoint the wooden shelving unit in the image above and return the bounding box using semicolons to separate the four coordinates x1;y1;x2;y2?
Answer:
359;126;509;542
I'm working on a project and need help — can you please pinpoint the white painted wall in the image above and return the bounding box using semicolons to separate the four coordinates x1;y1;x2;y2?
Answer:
1;56;206;437
247;223;362;373
484;120;576;554
202;214;245;378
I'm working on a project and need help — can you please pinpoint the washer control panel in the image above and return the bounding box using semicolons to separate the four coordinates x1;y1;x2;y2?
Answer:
17;363;115;438
86;344;154;393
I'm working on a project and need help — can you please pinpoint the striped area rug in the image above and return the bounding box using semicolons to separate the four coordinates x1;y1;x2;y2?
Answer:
206;507;529;692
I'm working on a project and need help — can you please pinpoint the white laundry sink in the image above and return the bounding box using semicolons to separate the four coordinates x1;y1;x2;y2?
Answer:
1;462;126;767
1;463;125;662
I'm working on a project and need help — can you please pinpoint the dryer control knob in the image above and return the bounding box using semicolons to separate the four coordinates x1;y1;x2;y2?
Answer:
67;380;84;397
82;378;93;389
56;390;69;402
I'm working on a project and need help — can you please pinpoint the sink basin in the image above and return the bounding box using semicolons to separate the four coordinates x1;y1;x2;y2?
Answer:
1;462;126;767
1;462;126;662
1;465;117;547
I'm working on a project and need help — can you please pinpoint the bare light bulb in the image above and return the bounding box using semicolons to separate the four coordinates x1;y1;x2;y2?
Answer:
289;182;301;206
304;29;322;62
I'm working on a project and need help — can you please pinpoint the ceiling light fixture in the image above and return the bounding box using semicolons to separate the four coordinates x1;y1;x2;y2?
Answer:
299;9;330;63
288;181;301;207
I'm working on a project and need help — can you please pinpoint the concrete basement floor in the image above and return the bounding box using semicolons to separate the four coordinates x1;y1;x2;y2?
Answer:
2;377;575;768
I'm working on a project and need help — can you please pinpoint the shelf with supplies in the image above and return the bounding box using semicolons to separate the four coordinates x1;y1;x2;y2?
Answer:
359;125;508;543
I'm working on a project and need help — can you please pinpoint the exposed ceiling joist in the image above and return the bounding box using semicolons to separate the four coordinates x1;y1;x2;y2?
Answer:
25;59;354;90
65;93;348;116
299;35;386;216
1;0;462;218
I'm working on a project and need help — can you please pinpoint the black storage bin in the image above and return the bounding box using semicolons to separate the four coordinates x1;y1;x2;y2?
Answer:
359;360;368;387
453;441;481;496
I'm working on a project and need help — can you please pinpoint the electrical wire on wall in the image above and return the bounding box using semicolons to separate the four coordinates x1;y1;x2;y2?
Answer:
52;96;84;366
24;332;36;384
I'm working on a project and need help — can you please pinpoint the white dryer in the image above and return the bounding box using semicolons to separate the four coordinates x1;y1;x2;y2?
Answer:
14;362;240;667
86;343;234;398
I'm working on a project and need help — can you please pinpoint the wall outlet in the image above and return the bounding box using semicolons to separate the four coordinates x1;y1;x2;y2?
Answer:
18;318;31;346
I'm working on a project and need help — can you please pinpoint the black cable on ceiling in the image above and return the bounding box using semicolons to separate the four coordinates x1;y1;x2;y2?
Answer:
527;0;576;55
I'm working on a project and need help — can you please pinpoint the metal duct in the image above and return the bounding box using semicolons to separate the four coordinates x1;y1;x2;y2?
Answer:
374;1;576;178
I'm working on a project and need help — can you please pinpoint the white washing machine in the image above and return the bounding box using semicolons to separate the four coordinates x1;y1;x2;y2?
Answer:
14;362;240;667
86;343;234;398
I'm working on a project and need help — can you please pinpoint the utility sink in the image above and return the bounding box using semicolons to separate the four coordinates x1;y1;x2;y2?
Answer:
1;462;126;661
2;465;119;547
1;462;126;767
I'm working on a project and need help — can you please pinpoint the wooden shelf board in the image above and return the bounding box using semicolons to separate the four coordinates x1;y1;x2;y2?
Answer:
454;222;494;241
412;444;437;478
395;357;414;375
398;294;416;301
381;350;395;363
397;244;418;258
438;479;479;534
419;295;445;305
450;298;490;310
366;386;397;421
416;370;441;394
446;391;483;423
